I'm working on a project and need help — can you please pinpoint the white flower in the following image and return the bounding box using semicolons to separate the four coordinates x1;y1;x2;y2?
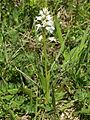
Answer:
51;26;55;31
46;15;52;21
36;16;42;21
45;26;52;33
42;20;48;27
48;37;56;42
42;14;46;19
34;7;55;34
46;26;55;34
38;35;43;41
36;24;42;31
47;20;54;26
39;10;44;16
34;8;57;43
43;8;50;15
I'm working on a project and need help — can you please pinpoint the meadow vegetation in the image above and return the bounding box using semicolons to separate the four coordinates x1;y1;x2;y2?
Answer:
0;0;90;119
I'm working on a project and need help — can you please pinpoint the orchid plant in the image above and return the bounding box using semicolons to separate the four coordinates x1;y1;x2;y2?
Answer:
34;7;56;102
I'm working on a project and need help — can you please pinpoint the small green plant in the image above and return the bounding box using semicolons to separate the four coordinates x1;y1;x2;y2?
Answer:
34;7;55;102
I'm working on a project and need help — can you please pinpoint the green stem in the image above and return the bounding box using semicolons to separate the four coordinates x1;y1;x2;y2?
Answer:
42;31;50;102
43;31;47;78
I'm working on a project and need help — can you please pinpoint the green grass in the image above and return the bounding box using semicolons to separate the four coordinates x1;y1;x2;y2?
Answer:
0;0;90;119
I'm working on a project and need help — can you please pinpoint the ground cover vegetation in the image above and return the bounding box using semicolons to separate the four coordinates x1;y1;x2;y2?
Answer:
0;0;90;119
